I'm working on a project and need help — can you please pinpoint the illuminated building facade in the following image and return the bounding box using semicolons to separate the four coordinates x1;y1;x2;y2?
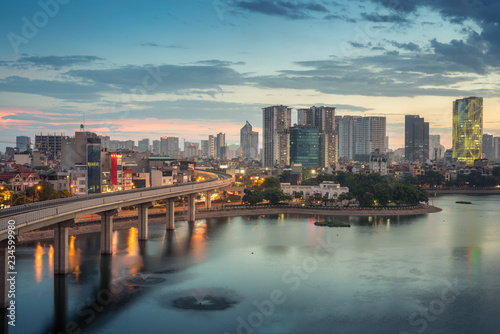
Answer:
263;105;292;167
452;97;483;165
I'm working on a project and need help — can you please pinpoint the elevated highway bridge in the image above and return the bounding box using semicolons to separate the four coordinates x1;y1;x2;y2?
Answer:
0;170;233;308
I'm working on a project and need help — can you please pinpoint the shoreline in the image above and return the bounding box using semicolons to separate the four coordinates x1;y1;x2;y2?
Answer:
18;204;442;243
426;189;500;195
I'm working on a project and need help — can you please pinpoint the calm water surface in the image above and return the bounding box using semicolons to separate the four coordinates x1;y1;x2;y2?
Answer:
8;194;500;334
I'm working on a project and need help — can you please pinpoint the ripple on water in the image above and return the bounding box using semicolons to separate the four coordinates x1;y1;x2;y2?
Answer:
159;287;243;311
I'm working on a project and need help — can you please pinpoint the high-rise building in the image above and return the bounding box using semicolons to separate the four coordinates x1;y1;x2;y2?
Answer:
297;108;313;126
16;136;31;153
311;106;337;168
452;97;483;165
200;140;209;157
429;135;445;161
296;106;337;167
494;137;500;161
138;138;150;153
35;133;67;160
75;131;101;194
184;142;200;158
289;126;320;168
240;121;259;160
209;135;216;158
355;117;386;159
405;115;429;162
152;140;160;155
216;133;226;159
338;116;360;160
160;136;179;157
99;136;110;151
263;105;292;167
482;133;493;160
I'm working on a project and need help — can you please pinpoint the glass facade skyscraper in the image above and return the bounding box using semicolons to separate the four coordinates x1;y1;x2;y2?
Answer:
452;97;483;165
289;126;320;168
405;115;429;162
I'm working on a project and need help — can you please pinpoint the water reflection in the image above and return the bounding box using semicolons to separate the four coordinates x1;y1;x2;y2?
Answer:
68;235;82;282
17;196;500;334
34;243;44;283
53;275;68;333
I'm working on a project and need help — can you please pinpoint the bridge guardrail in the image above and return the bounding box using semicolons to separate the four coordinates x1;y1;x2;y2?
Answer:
0;170;233;232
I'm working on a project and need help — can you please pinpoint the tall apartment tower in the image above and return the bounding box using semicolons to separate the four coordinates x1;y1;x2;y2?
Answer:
216;132;226;159
429;135;445;161
338;116;360;160
297;106;337;167
152;140;160;155
262;105;292;167
297;108;313;126
240;121;259;160
160;137;179;157
138;138;150;153
452;97;483;165
311;106;337;168
482;133;493;160
405;115;429;162
16;136;31;153
208;135;216;158
355;117;386;159
494;137;500;161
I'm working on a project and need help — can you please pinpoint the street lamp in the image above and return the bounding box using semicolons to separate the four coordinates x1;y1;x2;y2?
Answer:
36;185;42;202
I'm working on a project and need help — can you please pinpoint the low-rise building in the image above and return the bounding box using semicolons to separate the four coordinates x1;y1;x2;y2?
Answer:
281;181;349;200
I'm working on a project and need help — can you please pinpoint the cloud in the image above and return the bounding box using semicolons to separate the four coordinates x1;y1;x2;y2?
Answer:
0;76;107;101
430;38;489;74
361;12;408;23
234;0;329;19
194;60;246;66
250;54;483;97
16;55;104;69
388;40;421;52
323;14;356;23
369;0;500;66
140;42;187;49
67;64;245;95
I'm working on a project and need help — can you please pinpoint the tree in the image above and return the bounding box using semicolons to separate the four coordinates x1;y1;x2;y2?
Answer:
261;177;280;190
374;186;391;206
359;192;375;207
263;187;291;205
242;188;264;205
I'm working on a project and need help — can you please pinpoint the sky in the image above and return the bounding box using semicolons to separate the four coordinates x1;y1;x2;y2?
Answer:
1;0;500;152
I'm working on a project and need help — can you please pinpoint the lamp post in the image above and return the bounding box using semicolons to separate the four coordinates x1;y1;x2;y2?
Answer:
36;185;42;202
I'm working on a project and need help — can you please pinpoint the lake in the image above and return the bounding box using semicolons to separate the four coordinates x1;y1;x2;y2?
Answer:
7;194;500;334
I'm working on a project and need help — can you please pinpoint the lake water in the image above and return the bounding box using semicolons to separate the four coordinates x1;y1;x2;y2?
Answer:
7;194;500;334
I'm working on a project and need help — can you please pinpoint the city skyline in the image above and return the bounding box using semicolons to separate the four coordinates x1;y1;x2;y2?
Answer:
2;1;500;151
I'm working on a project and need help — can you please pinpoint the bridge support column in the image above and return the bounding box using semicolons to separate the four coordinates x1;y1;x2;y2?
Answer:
53;220;75;275
99;209;120;255
166;198;176;230
188;194;196;222
0;247;7;309
205;191;212;209
138;202;154;241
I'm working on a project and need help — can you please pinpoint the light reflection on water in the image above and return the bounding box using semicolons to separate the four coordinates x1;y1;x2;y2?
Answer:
10;194;500;334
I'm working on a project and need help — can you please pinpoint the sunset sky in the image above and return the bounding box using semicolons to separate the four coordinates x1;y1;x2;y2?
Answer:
1;0;500;151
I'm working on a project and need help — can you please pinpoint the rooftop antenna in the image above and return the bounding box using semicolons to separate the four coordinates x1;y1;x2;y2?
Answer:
80;112;85;132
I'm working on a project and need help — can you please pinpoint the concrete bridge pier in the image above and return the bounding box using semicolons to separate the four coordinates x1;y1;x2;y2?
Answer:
166;198;176;230
138;202;154;241
205;191;213;209
53;220;75;275
187;194;197;222
99;209;120;254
